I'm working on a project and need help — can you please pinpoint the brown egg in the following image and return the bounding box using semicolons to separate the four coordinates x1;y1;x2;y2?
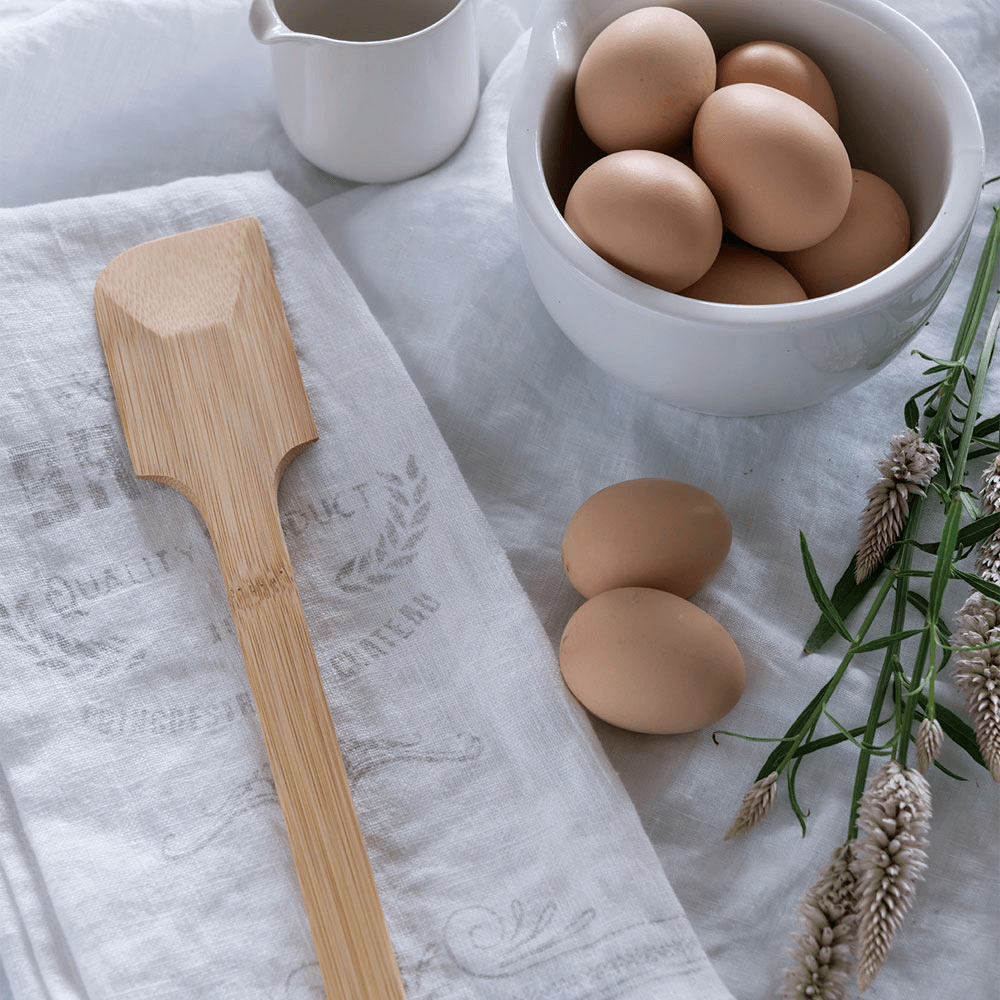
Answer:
778;169;912;297
678;243;807;304
692;82;853;252
559;587;746;734
574;6;716;154
564;151;723;293
717;40;839;131
562;478;732;599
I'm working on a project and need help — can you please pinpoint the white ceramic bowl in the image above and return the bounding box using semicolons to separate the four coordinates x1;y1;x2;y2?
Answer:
507;0;985;416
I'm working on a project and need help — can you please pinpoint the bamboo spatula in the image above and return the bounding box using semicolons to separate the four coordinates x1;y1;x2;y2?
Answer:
94;216;405;1000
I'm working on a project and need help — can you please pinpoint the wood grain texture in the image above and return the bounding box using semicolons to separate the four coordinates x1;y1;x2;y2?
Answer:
94;216;405;1000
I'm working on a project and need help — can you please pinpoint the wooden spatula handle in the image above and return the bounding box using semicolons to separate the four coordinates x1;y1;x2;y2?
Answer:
208;482;405;1000
95;218;405;997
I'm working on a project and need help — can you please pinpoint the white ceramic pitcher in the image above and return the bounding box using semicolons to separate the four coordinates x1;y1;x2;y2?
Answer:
250;0;480;183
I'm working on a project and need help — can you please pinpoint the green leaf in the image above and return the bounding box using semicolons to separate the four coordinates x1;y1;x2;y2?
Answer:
931;759;968;781
754;677;835;781
970;412;1000;439
851;627;926;655
711;729;794;746
791;714;896;758
912;349;962;369
822;709;894;752
799;533;854;644
957;489;984;524
911;382;944;420
955;511;1000;548
953;567;1000;603
926;500;964;621
803;554;881;653
786;756;810;837
939;445;958;484
905;591;953;670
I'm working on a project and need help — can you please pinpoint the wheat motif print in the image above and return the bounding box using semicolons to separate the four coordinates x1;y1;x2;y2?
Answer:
334;455;430;593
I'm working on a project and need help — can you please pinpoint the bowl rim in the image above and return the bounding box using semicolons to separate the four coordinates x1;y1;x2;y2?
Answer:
507;0;986;329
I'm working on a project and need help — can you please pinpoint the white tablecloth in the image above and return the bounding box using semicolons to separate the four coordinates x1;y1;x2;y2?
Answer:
1;1;997;998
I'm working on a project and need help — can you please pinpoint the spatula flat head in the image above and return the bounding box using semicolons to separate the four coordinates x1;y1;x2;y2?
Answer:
94;217;318;508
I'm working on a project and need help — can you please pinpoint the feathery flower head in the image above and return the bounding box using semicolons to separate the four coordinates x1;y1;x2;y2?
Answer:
914;717;943;775
855;430;939;583
781;840;861;1000
975;452;1000;583
854;761;932;993
980;452;1000;513
975;534;1000;586
951;590;1000;781
725;770;778;840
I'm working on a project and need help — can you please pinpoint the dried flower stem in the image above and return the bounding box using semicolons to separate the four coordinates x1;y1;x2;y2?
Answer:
847;506;922;842
721;202;1000;992
896;290;1000;771
734;566;899;838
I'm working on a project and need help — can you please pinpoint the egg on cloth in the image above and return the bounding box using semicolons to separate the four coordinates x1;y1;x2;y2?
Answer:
574;6;716;154
561;477;732;599
692;82;852;252
716;40;839;131
564;150;723;293
679;242;807;304
778;169;912;297
559;587;746;734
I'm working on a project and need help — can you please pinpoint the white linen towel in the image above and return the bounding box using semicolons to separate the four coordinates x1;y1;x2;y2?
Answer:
0;170;735;1000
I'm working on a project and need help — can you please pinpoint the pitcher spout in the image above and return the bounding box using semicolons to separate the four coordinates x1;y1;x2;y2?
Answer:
249;0;294;44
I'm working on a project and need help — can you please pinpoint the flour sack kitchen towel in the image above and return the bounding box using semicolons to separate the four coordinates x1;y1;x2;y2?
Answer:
0;171;734;1000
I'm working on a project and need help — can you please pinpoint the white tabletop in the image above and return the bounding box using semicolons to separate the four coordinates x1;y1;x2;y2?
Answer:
1;2;998;998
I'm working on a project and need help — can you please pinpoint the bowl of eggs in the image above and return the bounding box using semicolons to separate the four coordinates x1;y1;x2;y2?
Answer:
506;0;985;416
